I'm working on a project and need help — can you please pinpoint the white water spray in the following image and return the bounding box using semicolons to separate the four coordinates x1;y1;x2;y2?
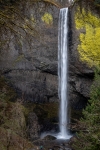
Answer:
57;8;71;139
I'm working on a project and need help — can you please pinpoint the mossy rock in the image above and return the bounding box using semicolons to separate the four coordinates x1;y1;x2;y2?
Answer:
0;76;16;101
0;75;36;148
1;102;26;136
25;102;59;124
0;127;36;150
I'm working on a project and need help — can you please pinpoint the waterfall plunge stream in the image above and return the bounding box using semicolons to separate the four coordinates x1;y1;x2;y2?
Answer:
57;7;71;139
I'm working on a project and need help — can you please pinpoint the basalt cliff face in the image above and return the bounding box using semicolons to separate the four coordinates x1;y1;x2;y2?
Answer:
0;2;59;104
69;7;94;110
0;0;94;140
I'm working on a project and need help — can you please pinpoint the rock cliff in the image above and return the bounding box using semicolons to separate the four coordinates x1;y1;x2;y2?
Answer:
0;0;95;140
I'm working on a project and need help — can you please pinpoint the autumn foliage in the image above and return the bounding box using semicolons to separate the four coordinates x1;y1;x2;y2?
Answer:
75;8;100;67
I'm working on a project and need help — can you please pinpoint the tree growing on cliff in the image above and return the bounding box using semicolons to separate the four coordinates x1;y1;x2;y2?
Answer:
72;69;100;150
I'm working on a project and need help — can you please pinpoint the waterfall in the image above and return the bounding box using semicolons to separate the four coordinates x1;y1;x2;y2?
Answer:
57;8;71;139
41;3;73;140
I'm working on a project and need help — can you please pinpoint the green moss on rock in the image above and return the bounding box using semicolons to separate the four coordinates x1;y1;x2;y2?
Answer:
41;12;53;25
26;102;58;123
75;8;100;67
0;76;36;149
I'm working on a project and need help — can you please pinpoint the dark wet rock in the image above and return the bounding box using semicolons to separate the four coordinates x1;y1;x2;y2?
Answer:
29;103;59;134
27;112;40;140
43;135;56;140
37;61;58;75
34;139;72;150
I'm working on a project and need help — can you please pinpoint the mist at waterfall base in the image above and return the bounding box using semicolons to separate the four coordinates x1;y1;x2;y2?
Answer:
41;8;72;140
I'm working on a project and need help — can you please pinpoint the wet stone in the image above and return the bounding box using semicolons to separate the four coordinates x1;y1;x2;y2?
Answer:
33;138;72;150
43;135;56;140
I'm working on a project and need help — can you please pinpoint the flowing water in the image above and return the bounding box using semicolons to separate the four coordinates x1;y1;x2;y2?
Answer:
41;1;73;140
57;7;71;139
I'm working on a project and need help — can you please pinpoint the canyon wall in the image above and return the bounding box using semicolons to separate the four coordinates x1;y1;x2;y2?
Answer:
0;0;97;140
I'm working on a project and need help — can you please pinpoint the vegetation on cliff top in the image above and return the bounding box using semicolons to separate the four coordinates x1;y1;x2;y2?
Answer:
77;0;100;7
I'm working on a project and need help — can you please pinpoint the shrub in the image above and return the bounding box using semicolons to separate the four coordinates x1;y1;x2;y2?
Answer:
75;8;100;66
72;69;100;150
